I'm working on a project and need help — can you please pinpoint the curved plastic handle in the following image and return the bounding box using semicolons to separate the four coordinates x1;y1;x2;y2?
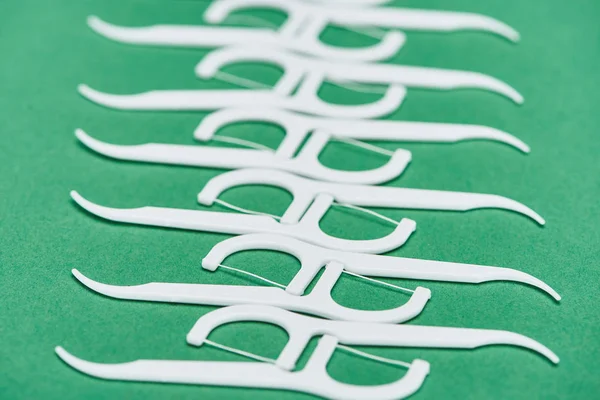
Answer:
196;45;522;103
205;0;519;42
78;82;406;120
72;264;430;325
88;14;403;62
55;339;430;400
202;233;561;300
70;191;415;254
76;128;411;185
193;107;530;153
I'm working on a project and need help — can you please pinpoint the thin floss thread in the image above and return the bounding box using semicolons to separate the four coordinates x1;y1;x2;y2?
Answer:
218;245;414;295
213;71;271;90
332;136;395;157
214;197;401;227
205;338;411;368
331;202;401;226
207;120;395;160
213;69;388;95
204;339;278;364
214;199;283;220
342;270;415;294
336;345;412;368
211;134;274;151
218;263;287;289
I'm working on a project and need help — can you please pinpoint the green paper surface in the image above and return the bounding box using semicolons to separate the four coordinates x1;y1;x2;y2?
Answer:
1;0;599;398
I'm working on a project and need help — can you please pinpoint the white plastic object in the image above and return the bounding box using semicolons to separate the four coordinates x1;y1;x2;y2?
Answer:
87;15;405;62
185;306;559;366
197;169;545;225
205;0;520;42
69;191;416;254
77;80;407;119
69;228;560;323
194;107;530;153
202;234;560;300
56;334;429;400
72;262;432;323
197;45;523;103
75;128;411;185
55;305;558;398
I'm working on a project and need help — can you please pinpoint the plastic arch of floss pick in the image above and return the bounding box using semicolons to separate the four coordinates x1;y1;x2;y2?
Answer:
74;128;412;185
194;107;530;153
197;169;546;225
196;45;523;104
56;334;429;400
86;15;405;63
71;258;431;324
206;0;520;42
76;80;407;119
69;191;416;254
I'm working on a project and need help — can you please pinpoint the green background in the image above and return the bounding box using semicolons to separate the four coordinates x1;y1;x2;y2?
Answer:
1;0;599;398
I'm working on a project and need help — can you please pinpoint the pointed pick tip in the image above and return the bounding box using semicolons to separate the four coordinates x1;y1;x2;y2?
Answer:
71;268;86;283
87;15;112;36
548;352;560;365
533;214;546;226
87;15;100;27
77;83;93;98
70;190;83;204
541;282;561;302
55;346;71;362
554;293;562;302
70;190;99;216
515;95;525;105
74;128;99;150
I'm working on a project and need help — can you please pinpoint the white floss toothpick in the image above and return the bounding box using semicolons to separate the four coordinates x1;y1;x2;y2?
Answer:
69;190;416;254
75;128;412;185
194;107;530;153
72;263;430;324
206;0;520;43
87;15;405;62
69;232;559;323
77;80;406;119
56;305;558;399
196;169;545;225
197;45;523;104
